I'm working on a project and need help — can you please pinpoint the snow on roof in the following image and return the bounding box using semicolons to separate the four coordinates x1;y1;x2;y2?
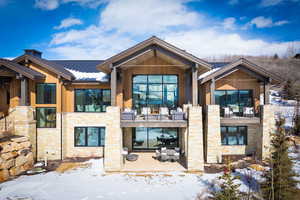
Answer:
198;67;222;80
66;68;108;82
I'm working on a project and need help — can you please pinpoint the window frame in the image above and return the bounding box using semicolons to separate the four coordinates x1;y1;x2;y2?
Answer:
36;107;57;128
36;83;57;104
74;89;111;113
132;74;179;111
74;127;105;147
221;126;248;146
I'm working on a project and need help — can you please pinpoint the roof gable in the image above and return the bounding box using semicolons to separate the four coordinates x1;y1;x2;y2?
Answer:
97;36;212;73
0;59;45;80
13;54;75;81
199;58;284;84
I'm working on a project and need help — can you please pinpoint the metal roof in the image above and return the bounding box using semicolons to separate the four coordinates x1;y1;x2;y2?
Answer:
50;60;104;73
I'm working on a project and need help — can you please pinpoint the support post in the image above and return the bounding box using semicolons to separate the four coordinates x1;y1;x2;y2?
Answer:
210;78;215;104
111;65;117;106
264;82;270;105
20;76;28;106
192;64;198;106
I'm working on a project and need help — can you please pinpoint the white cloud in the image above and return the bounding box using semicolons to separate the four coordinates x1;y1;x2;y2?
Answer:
260;0;300;7
229;0;239;5
244;16;289;29
100;0;201;35
54;17;83;29
47;0;300;59
35;0;60;10
35;0;107;10
222;17;236;30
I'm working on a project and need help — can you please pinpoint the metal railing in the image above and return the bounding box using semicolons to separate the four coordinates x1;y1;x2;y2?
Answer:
121;109;186;121
220;107;260;118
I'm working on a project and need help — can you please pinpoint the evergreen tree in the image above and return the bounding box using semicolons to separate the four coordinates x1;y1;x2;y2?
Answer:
273;54;279;59
214;161;242;200
261;118;299;200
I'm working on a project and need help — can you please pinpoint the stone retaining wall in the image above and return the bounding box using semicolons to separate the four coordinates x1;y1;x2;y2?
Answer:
0;136;34;182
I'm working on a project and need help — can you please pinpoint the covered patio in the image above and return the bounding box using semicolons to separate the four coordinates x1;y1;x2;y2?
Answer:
122;152;186;172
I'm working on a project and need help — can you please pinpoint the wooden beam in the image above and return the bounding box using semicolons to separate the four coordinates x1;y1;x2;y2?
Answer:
110;65;117;106
20;76;28;106
210;78;215;104
192;64;198;105
184;69;192;104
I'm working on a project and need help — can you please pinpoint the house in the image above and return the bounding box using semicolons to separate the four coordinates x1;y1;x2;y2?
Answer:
0;36;283;172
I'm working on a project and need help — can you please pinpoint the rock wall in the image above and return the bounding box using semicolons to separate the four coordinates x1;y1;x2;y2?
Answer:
0;136;34;182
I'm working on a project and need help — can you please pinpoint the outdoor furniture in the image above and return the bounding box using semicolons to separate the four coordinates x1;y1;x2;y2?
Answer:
122;147;128;164
159;107;169;120
223;107;233;118
156;147;180;162
243;107;254;117
126;153;139;161
121;109;136;120
171;107;185;120
134;140;144;146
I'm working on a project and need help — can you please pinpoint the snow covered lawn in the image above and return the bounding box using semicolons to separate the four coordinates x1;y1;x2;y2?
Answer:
0;159;265;200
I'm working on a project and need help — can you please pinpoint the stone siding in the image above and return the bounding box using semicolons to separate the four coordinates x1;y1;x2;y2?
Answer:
104;106;123;172
206;105;222;163
187;106;204;171
0;136;34;182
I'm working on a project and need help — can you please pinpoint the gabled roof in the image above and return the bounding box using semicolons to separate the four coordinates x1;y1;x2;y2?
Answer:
199;58;284;84
0;58;45;80
13;54;75;81
97;36;212;73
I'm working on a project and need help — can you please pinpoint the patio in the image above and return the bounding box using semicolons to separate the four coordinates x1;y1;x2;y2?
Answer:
122;152;187;172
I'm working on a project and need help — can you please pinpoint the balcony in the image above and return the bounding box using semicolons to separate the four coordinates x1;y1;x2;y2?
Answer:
220;106;260;124
120;107;187;128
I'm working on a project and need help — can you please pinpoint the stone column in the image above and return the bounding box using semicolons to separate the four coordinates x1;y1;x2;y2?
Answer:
104;106;123;172
206;105;222;163
257;105;276;160
187;106;204;171
12;106;36;160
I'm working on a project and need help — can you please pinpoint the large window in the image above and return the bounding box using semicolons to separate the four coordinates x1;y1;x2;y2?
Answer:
133;128;178;150
36;83;56;104
74;127;105;147
215;90;253;115
221;126;247;145
75;89;111;112
36;107;56;128
132;75;178;112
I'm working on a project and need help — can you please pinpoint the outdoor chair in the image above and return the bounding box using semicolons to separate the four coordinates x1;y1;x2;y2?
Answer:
243;107;254;117
141;107;152;120
159;107;169;120
121;108;136;120
223;107;233;118
171;107;185;120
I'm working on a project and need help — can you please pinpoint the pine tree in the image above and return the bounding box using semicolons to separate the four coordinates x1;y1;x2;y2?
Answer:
261;118;299;200
214;160;242;200
273;54;279;59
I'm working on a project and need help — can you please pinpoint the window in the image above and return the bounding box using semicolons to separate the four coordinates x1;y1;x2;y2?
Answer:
221;126;247;145
36;83;56;104
75;89;111;112
36;107;56;128
74;127;105;147
215;90;253;115
132;75;178;112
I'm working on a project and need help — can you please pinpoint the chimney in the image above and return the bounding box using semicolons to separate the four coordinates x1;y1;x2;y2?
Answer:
24;49;42;58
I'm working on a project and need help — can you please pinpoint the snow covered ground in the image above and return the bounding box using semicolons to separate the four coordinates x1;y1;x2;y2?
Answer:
0;159;266;200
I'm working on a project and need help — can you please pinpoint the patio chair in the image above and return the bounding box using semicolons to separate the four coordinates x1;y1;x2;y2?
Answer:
223;107;233;118
243;107;254;117
160;152;168;162
159;107;169;120
121;108;136;120
171;107;185;120
141;107;151;120
155;149;161;160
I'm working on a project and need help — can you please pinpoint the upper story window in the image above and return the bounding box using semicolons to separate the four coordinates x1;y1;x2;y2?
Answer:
215;90;253;116
132;75;178;112
36;83;56;104
75;89;111;112
221;126;247;145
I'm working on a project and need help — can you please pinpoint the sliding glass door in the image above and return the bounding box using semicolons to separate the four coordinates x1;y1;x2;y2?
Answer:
133;128;178;150
132;75;178;113
215;90;253;116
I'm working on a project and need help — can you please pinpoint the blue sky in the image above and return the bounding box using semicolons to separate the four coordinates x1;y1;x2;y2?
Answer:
0;0;299;59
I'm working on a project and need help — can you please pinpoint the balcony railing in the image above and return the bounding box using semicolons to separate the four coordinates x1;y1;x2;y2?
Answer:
220;106;260;118
121;107;186;121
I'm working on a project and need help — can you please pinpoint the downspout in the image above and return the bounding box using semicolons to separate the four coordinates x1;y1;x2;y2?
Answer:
60;79;63;160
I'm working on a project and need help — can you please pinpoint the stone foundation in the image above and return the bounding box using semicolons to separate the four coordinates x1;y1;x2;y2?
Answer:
206;105;222;163
0;135;34;182
187;106;204;171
